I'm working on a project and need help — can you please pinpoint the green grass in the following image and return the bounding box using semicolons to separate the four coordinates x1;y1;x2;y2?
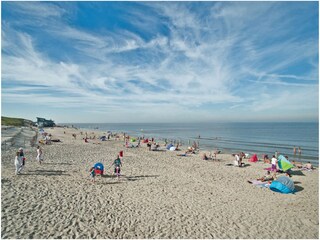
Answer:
1;116;34;127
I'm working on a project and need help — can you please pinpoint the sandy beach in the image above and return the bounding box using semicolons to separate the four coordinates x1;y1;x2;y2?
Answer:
1;127;319;239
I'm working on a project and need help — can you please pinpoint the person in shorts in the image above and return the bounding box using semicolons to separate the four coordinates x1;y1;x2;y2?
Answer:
112;155;122;178
271;155;277;178
36;146;43;164
89;167;96;183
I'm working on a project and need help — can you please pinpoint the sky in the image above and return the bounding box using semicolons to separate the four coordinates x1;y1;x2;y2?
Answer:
1;1;319;123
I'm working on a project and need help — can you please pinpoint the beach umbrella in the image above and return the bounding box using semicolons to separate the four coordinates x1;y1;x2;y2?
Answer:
277;155;294;172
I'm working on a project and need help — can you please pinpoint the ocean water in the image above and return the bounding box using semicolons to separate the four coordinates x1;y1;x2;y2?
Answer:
69;122;319;165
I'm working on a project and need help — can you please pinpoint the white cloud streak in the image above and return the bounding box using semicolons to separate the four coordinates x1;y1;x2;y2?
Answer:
1;2;318;122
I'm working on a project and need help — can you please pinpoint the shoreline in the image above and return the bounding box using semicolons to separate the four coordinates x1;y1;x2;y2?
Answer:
67;125;318;166
1;126;319;238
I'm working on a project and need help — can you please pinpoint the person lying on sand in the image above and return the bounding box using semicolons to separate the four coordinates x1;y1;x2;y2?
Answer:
257;171;274;182
186;147;196;154
150;143;160;151
202;153;209;160
209;150;221;160
292;160;303;168
177;151;188;157
304;162;314;170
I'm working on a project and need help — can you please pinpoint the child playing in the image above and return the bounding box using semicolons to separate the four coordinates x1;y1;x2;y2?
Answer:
271;155;277;178
89;167;96;183
36;146;43;164
112;155;122;179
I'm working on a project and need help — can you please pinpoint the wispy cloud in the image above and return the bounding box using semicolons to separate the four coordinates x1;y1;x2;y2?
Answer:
1;2;318;122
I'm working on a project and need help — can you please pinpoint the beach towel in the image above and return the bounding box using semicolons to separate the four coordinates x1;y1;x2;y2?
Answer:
264;167;281;172
247;180;270;188
248;180;266;185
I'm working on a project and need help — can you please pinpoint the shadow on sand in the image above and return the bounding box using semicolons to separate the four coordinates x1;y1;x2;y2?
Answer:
23;170;70;176
290;170;305;176
101;174;160;182
294;185;304;193
45;162;73;166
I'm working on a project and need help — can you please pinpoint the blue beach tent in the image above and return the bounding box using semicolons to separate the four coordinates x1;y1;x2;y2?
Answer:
93;162;104;175
269;176;295;194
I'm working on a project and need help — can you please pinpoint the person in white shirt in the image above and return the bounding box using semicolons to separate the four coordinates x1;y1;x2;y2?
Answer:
14;151;23;175
36;146;43;164
234;154;243;167
271;155;277;178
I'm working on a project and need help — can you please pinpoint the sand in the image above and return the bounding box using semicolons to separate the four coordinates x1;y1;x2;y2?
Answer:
1;127;319;239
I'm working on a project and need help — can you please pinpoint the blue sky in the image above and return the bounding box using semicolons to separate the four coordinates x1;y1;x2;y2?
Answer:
1;1;319;123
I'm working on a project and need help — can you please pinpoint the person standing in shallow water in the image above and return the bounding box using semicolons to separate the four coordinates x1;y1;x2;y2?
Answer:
298;147;302;155
293;146;297;155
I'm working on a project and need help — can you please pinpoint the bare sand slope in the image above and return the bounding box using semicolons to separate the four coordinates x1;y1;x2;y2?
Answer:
1;126;37;151
1;127;318;239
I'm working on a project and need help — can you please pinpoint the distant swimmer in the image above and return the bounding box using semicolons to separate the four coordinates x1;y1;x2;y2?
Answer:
298;147;302;155
198;135;201;139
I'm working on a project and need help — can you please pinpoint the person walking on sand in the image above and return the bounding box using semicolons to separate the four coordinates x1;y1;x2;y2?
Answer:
14;151;24;175
271;155;277;179
36;146;43;164
112;155;122;179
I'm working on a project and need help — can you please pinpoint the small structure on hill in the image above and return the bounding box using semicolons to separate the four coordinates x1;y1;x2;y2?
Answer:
36;117;56;128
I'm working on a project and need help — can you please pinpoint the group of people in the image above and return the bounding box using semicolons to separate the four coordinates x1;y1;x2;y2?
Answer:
202;150;220;161
89;154;123;183
14;146;43;175
234;153;245;167
293;146;302;155
245;148;315;183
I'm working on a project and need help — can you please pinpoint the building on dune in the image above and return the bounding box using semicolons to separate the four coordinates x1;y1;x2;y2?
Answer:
36;117;56;128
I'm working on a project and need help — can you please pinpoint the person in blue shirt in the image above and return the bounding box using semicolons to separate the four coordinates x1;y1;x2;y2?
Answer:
112;155;122;179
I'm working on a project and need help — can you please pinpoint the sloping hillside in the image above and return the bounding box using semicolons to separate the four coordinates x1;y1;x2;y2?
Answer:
1;116;34;127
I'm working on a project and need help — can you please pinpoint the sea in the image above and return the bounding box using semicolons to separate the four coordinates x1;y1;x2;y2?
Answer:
67;122;319;165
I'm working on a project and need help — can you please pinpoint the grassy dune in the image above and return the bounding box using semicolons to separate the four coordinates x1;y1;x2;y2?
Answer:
1;116;34;127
